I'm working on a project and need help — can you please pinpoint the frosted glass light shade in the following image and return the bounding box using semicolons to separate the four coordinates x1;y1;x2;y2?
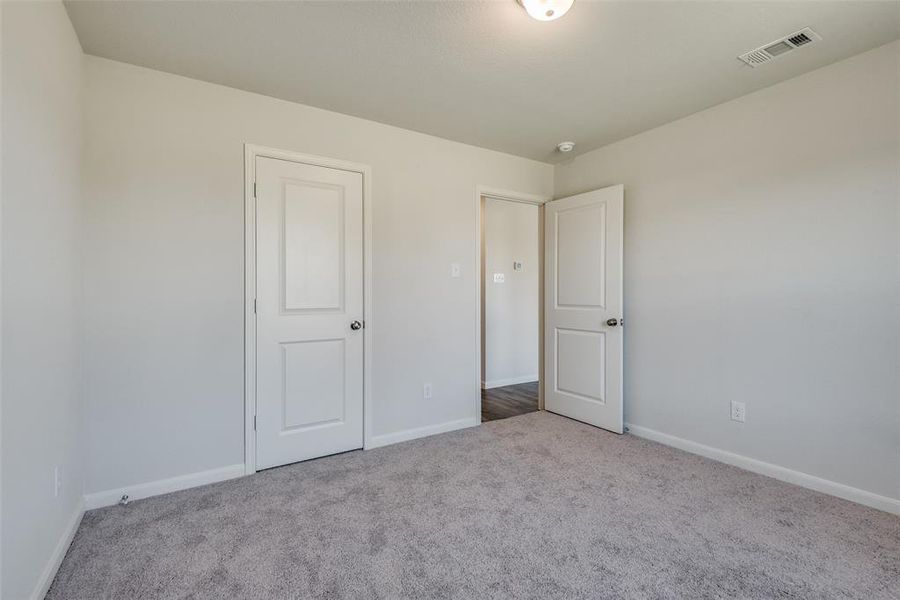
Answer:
518;0;575;21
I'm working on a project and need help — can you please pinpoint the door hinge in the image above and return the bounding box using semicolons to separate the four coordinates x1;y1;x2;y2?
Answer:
253;415;257;431
253;182;257;198
253;299;257;313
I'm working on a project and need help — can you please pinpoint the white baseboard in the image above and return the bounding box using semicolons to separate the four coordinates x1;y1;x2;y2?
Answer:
626;423;900;516
83;463;245;510
482;375;539;389
31;498;84;600
367;417;479;449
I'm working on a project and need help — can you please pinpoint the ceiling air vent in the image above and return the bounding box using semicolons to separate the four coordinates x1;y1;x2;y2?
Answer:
738;27;822;67
786;31;814;47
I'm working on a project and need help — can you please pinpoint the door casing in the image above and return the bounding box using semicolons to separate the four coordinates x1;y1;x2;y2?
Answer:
244;144;373;475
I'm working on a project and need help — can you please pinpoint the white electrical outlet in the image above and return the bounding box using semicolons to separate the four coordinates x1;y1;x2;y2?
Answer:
731;401;746;423
493;273;505;283
53;466;61;498
423;383;432;400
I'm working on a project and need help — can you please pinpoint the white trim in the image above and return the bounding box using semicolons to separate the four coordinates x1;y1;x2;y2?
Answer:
475;185;551;425
482;375;539;389
626;423;900;515
478;185;549;206
367;417;479;450
244;146;256;475
83;464;245;510
244;144;374;474
30;499;84;600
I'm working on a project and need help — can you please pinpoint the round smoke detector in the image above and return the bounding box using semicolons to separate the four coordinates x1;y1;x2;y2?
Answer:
557;141;575;153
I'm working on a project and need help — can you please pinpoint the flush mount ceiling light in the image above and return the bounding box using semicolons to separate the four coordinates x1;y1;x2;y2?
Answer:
557;141;575;153
518;0;574;22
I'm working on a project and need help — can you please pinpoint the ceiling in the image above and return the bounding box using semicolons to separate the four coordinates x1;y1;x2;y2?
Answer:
65;1;900;163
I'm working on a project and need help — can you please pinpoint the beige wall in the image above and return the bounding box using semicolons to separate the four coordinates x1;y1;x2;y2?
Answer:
482;199;539;387
82;56;553;495
1;2;85;598
555;41;900;501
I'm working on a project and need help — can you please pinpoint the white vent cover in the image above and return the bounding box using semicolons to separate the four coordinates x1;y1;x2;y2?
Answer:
738;28;822;67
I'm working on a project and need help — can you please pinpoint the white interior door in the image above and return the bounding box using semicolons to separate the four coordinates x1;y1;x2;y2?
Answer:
544;185;624;433
255;156;364;469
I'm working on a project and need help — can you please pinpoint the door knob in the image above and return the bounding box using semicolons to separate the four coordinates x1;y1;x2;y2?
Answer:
350;320;363;331
606;318;619;327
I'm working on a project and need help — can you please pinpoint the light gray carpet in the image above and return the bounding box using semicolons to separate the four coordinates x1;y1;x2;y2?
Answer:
48;412;899;599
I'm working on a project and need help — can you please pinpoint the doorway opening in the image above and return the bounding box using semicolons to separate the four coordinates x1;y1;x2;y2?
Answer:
479;195;543;422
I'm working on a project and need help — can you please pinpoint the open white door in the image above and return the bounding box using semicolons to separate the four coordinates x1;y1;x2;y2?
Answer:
544;185;624;433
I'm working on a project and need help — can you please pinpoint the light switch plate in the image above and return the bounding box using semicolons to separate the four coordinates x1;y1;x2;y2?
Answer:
450;263;461;278
513;261;523;272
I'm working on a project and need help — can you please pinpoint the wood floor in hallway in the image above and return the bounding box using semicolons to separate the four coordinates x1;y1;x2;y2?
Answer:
481;381;539;422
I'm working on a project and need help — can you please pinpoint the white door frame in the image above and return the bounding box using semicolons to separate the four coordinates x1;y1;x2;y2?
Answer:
474;185;551;422
244;144;374;475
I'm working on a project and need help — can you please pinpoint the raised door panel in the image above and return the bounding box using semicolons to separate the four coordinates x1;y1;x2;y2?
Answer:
283;181;345;312
555;328;606;404
555;203;606;309
282;339;346;431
